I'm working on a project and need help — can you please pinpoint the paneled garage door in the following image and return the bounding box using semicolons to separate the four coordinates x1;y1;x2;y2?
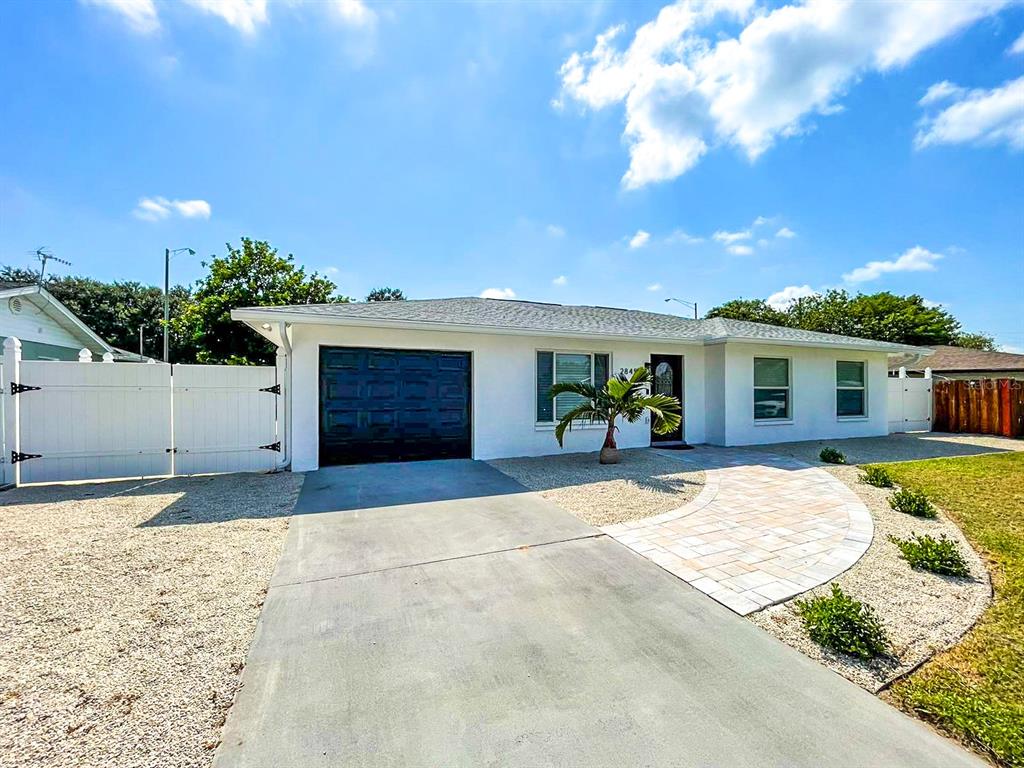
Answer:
319;347;472;465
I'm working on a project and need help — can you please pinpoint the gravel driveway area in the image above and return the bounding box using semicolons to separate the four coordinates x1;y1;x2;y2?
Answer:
758;432;1023;465
0;471;302;768
746;437;998;691
489;449;704;526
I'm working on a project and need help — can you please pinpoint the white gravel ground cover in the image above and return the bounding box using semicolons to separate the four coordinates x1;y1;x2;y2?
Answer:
490;448;704;526
747;442;995;692
0;471;302;768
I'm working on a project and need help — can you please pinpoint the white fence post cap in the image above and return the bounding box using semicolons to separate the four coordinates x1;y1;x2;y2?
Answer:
102;352;115;363
3;336;21;351
924;367;932;379
79;348;93;362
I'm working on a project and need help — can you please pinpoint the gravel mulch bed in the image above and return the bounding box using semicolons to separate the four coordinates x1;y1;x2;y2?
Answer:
490;448;704;526
747;462;991;692
759;432;1022;466
0;471;303;768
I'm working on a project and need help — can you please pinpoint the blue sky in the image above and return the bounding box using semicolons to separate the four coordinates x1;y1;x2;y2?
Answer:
1;0;1022;350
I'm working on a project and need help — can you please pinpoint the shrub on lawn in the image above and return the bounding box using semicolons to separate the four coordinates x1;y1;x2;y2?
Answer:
795;583;888;660
889;488;937;518
861;466;894;488
819;447;846;464
889;533;970;577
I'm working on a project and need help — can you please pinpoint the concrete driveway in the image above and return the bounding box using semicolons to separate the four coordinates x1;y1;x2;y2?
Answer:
215;460;981;768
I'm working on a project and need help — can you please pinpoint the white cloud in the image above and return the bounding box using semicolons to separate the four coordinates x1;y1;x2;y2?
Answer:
182;0;268;36
546;224;566;238
999;343;1024;354
557;0;1008;188
329;0;376;28
324;266;340;275
80;0;159;34
842;245;943;283
552;275;568;286
133;196;211;222
766;284;817;309
647;283;663;291
752;215;770;226
629;229;651;249
713;229;751;244
915;77;1024;151
775;226;796;238
665;229;704;244
727;244;754;255
480;287;516;299
921;298;944;309
1009;31;1024;55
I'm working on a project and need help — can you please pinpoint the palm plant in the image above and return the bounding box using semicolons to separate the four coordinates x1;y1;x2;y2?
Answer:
550;366;682;464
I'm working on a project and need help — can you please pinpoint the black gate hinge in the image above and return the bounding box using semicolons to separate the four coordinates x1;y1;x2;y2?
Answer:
259;441;281;452
259;384;281;395
11;451;42;464
11;382;41;395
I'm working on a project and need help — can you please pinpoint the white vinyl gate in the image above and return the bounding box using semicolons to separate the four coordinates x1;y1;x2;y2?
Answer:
2;338;283;486
887;373;933;433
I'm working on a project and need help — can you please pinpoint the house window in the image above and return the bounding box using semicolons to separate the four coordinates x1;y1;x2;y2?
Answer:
837;361;867;417
753;357;790;420
536;351;610;423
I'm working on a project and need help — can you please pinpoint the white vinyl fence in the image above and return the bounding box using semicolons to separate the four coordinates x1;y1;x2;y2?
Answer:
887;368;933;433
2;337;284;486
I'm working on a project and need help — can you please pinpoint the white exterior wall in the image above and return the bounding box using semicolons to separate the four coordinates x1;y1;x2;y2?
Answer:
704;344;726;445
0;295;83;350
717;342;889;446
288;324;706;471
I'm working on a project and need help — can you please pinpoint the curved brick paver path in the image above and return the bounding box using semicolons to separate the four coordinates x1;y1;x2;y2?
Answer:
602;447;873;616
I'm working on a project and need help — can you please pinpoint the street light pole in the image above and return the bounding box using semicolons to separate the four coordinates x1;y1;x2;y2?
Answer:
665;297;698;319
163;247;195;363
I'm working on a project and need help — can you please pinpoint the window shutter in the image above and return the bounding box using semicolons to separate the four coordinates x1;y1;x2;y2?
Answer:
536;351;554;422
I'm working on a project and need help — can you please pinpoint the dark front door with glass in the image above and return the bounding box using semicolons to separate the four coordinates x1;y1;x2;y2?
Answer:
649;354;683;444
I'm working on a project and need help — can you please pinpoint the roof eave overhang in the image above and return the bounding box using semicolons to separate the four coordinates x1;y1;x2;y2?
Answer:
704;335;928;355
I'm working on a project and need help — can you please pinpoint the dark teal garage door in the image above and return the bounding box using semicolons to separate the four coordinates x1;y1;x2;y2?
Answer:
319;347;472;465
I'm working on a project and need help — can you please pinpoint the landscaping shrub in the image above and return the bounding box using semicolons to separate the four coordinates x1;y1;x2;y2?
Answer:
889;488;937;518
795;583;888;660
889;533;970;577
861;465;894;488
819;447;846;464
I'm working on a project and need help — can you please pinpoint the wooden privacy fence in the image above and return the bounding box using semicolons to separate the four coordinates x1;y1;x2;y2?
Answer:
932;378;1024;438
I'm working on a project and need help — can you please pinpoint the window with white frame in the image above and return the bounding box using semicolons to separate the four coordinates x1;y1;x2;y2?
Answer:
836;361;867;417
536;351;610;423
753;357;790;420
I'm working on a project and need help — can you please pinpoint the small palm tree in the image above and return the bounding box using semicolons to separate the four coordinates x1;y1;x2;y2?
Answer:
550;366;682;464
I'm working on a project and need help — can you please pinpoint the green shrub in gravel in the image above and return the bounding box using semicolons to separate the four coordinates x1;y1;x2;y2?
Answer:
819;447;846;464
795;583;888;660
889;488;937;518
861;465;894;488
889;533;970;577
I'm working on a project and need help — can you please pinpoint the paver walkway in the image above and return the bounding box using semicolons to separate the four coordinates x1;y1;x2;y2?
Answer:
602;448;872;615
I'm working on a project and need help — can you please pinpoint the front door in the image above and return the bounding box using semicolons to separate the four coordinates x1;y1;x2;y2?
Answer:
650;354;683;444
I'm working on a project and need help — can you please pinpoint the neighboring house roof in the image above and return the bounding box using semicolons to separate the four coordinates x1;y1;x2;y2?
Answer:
233;297;926;354
0;282;115;356
890;344;1024;373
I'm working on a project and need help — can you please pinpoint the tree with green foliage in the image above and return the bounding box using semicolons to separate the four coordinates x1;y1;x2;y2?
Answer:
949;331;997;351
707;289;986;348
705;298;790;326
0;265;194;359
366;287;406;302
174;238;349;365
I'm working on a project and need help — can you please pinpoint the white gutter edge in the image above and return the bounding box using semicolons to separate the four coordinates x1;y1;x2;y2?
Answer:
276;321;292;472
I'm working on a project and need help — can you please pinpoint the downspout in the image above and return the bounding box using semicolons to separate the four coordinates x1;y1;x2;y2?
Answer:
277;321;293;471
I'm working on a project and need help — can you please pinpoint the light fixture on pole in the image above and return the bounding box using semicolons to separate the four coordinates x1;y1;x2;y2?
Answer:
164;247;195;363
665;297;698;319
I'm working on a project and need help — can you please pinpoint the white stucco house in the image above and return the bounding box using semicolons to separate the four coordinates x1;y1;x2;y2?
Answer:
0;281;114;361
232;297;928;472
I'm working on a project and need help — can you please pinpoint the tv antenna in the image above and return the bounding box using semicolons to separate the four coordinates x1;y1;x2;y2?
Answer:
29;247;72;283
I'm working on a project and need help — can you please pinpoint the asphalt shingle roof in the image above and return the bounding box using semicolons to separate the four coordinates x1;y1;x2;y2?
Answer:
238;297;921;352
893;344;1024;372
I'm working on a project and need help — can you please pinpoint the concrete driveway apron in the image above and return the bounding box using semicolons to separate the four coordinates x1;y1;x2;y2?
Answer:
215;459;983;768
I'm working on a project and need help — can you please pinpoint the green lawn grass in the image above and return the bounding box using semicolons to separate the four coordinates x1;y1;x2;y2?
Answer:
874;451;1024;767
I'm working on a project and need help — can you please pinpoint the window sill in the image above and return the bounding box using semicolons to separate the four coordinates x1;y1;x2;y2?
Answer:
753;418;794;426
535;423;607;432
837;415;869;422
